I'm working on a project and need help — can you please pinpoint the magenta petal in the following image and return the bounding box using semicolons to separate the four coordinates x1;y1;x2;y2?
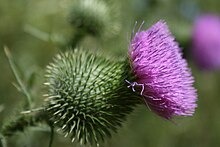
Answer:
128;20;197;119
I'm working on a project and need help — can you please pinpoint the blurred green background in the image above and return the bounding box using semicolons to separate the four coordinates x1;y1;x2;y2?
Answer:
1;0;220;146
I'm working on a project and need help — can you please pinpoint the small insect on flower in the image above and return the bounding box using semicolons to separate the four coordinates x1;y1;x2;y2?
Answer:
127;20;197;120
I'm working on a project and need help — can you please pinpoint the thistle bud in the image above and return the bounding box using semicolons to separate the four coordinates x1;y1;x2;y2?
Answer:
44;50;139;145
68;0;120;46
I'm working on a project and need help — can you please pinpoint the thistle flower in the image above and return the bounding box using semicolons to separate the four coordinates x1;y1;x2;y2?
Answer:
127;21;197;120
192;14;220;70
44;50;139;145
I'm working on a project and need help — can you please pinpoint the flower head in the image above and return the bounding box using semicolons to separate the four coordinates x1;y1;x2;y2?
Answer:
128;21;197;119
192;14;220;70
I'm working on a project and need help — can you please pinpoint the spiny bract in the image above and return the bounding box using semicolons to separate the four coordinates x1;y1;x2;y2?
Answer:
44;50;139;145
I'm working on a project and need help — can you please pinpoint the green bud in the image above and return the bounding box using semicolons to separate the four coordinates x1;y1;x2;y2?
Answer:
68;0;120;41
44;49;139;145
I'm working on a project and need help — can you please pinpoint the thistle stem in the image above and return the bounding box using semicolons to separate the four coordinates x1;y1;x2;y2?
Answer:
70;31;85;48
0;133;7;147
24;24;65;45
48;126;54;147
4;46;32;109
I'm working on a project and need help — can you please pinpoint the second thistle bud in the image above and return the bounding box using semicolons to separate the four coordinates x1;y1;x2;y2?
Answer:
44;50;139;145
68;0;120;38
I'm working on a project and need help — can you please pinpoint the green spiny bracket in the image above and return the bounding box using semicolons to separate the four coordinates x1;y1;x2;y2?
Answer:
44;49;139;146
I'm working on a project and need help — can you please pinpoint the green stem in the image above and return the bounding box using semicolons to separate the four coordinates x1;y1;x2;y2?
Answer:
4;46;32;109
24;24;65;45
0;134;7;147
48;126;54;147
70;30;85;48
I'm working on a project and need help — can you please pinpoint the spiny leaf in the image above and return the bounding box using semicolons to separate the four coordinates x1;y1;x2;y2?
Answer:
1;109;47;137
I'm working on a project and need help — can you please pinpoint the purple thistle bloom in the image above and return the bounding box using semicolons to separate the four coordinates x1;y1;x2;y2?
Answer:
128;20;197;120
192;14;220;70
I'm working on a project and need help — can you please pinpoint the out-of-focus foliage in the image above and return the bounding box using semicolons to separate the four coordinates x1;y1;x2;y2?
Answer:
1;0;220;147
